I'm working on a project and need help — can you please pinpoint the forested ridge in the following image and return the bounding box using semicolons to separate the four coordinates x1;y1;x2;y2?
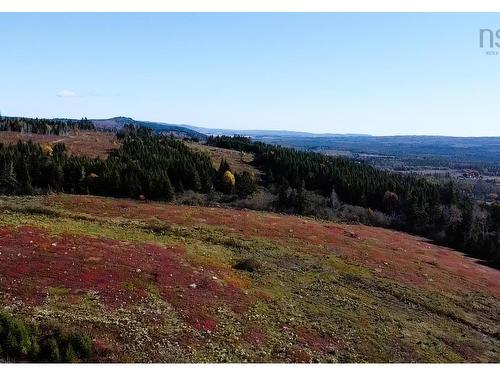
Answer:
207;135;500;265
0;124;256;200
0;125;211;201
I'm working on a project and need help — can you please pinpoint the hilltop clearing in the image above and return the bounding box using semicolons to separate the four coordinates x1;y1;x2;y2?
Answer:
0;131;118;158
0;194;498;362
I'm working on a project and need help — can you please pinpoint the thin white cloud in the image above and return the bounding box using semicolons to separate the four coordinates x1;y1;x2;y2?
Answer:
55;89;132;98
57;89;78;98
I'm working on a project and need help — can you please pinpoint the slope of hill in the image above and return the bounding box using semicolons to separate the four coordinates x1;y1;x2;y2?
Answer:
0;194;498;362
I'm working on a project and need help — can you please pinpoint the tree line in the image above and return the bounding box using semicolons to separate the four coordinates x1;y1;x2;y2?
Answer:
207;135;500;265
0;116;95;136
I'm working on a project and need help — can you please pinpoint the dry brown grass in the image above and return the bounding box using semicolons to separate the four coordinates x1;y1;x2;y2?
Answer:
186;141;260;175
0;131;119;158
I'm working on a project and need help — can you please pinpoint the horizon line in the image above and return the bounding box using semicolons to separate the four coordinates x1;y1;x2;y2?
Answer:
1;112;499;138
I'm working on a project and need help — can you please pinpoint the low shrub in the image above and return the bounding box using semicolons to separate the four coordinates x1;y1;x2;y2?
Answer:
233;258;260;273
143;218;173;235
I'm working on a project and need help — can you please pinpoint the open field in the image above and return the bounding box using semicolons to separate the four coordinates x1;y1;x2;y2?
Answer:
0;194;499;362
0;131;119;158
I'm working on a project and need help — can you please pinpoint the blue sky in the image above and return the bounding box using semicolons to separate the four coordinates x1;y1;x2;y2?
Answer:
0;13;499;136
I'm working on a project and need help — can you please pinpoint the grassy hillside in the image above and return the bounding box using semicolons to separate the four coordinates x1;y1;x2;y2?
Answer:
0;194;499;362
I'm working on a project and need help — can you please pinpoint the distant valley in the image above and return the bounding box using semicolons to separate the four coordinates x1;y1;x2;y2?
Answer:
88;116;500;169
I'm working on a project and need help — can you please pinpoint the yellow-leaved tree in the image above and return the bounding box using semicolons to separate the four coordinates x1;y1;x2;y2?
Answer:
222;170;235;193
41;144;53;157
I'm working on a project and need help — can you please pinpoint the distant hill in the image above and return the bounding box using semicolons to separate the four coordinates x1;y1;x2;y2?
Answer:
1;115;207;140
90;117;207;140
182;124;367;138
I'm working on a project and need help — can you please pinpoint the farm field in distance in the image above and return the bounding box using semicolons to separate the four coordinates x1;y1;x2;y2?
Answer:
0;194;499;362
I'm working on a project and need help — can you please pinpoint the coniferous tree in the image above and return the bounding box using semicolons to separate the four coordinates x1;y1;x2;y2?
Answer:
235;171;257;197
